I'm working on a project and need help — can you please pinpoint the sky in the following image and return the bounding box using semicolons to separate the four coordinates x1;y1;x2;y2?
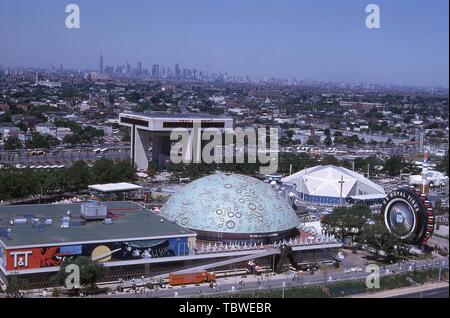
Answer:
0;0;448;87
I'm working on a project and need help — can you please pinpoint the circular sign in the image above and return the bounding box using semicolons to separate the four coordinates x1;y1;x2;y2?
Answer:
381;187;434;245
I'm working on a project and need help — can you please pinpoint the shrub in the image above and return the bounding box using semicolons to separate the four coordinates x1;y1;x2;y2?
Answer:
52;288;60;297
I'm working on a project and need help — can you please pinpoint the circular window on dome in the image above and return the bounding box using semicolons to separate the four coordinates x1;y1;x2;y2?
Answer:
224;183;233;189
236;212;242;218
226;221;235;229
216;209;223;215
181;218;189;225
238;198;245;203
248;203;257;210
228;212;234;218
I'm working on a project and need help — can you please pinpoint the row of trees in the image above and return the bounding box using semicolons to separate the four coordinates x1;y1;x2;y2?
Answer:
0;159;136;201
165;152;412;181
165;152;338;180
321;205;409;262
4;133;60;150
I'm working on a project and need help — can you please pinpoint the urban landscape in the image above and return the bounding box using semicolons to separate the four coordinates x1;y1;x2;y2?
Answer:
0;0;448;305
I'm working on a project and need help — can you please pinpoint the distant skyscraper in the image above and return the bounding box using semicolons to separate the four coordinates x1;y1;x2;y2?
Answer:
152;64;160;78
175;63;181;79
126;62;131;74
99;52;104;73
167;67;173;78
182;68;191;79
137;62;142;75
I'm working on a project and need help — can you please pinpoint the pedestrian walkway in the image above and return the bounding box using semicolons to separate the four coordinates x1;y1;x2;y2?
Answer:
350;282;449;298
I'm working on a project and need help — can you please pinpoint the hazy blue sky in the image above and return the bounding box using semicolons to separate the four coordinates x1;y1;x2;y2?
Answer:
0;0;448;87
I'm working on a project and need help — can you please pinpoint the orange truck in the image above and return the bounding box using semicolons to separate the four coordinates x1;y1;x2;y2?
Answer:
169;271;216;286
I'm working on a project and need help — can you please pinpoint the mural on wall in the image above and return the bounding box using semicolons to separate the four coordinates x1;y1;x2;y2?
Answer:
5;237;190;271
0;245;5;269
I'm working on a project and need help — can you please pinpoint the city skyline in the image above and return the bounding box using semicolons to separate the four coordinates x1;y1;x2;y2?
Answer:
0;0;449;87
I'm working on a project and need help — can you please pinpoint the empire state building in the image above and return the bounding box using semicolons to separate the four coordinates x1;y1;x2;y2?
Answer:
99;53;103;73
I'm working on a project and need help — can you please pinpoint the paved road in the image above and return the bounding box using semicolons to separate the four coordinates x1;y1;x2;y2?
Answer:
97;260;448;298
390;287;449;298
0;146;130;166
8;257;447;298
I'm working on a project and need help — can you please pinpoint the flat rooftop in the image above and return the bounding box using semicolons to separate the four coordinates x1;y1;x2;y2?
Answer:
88;182;142;193
0;201;195;248
121;111;230;120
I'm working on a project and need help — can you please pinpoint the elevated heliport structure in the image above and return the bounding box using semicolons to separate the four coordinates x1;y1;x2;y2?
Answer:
119;112;233;170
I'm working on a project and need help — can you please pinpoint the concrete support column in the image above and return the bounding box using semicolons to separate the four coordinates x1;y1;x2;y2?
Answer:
134;127;150;171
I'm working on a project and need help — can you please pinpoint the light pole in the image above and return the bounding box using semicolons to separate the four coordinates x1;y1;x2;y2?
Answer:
338;175;345;206
282;281;286;299
302;167;308;201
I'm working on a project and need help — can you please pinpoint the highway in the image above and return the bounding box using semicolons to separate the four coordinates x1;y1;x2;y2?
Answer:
94;259;448;298
2;255;447;298
390;286;448;298
0;145;130;166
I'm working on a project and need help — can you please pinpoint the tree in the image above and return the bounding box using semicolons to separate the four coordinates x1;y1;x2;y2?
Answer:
52;256;106;288
5;276;21;298
358;221;404;262
25;132;59;149
321;204;371;242
306;137;316;146
0;160;136;201
4;136;23;150
126;91;142;103
323;135;333;147
384;155;406;176
66;160;91;191
386;137;393;146
91;159;136;184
